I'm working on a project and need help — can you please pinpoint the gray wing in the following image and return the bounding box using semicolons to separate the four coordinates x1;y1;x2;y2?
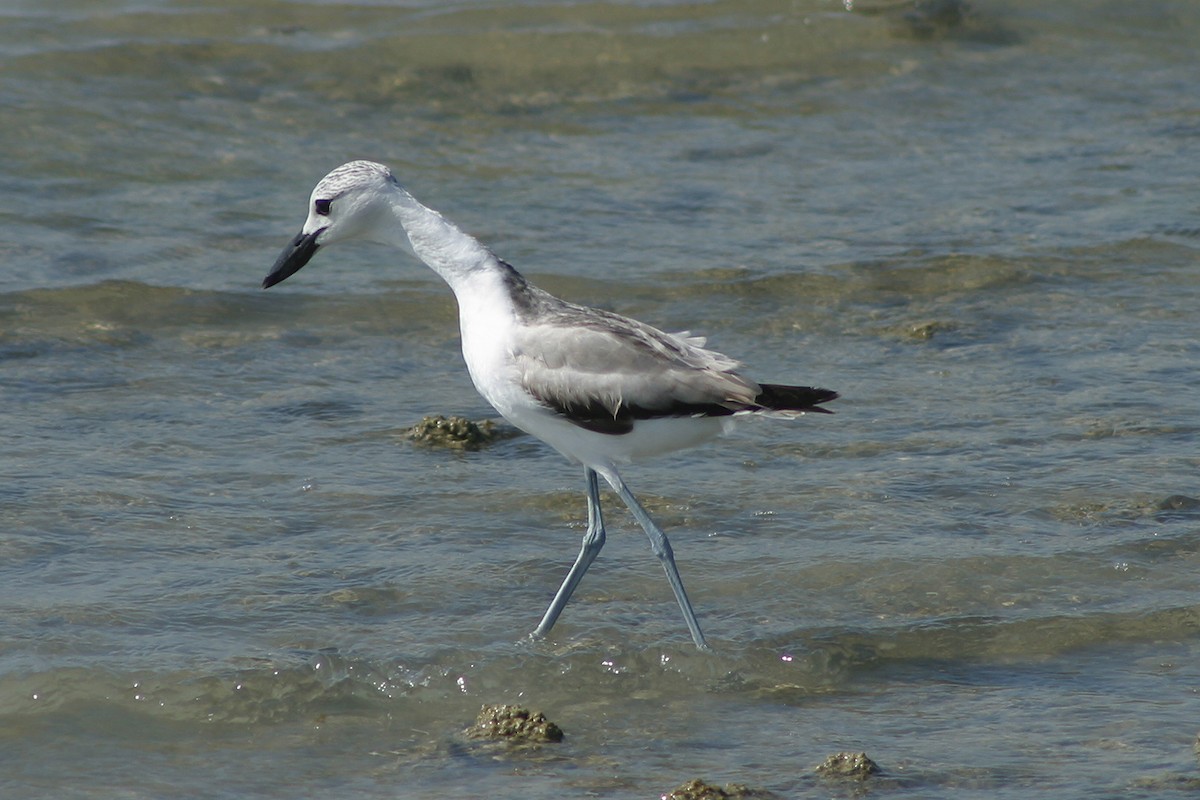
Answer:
513;300;761;434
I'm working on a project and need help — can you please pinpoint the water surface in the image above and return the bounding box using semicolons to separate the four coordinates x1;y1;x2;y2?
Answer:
3;1;1200;797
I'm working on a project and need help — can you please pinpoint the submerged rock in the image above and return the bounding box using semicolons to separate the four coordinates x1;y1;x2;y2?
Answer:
1157;494;1200;513
465;704;564;743
815;751;881;780
1130;774;1200;791
895;0;971;38
661;778;781;800
871;318;960;342
407;414;497;450
848;0;971;39
904;319;957;340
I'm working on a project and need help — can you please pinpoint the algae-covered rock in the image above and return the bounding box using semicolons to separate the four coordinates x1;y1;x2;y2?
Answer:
465;704;563;743
407;414;496;450
815;751;881;780
661;778;781;800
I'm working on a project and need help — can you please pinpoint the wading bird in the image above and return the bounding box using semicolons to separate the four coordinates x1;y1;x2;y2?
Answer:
264;161;837;650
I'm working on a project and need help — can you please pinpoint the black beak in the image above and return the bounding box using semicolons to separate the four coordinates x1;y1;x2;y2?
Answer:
263;228;323;289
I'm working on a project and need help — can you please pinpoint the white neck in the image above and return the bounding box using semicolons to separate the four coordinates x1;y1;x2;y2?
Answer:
384;187;500;296
378;186;523;406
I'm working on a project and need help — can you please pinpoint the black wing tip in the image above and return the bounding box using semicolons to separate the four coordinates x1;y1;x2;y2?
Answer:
811;388;839;413
755;384;839;414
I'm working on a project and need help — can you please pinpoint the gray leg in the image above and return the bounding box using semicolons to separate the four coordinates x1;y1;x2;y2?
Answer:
596;465;710;651
532;467;606;639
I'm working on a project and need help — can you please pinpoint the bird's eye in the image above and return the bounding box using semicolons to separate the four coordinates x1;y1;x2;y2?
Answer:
314;198;332;216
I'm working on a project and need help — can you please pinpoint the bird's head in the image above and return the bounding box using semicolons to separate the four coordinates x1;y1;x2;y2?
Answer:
263;160;401;289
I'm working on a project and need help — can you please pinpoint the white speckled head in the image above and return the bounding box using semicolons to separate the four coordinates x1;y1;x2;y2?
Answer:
305;160;404;246
263;161;407;288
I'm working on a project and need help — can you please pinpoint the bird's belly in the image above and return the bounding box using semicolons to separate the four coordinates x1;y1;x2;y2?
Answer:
501;402;731;466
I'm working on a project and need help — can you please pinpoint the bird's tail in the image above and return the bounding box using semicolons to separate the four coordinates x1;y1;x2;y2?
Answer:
752;384;838;414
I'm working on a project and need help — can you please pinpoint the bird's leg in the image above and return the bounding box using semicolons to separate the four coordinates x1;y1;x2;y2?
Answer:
532;467;606;639
596;466;711;651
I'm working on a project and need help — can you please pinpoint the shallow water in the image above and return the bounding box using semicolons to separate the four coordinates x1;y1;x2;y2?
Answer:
3;1;1200;797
